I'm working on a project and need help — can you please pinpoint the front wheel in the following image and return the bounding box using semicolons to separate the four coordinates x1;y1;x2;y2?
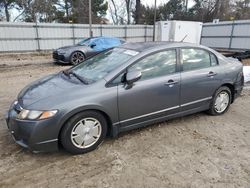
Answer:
70;51;85;65
208;86;232;115
60;111;107;154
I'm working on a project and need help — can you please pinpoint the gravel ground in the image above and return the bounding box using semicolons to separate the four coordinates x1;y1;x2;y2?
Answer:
243;59;250;66
0;55;249;188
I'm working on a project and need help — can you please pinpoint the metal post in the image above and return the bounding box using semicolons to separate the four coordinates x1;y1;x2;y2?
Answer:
89;0;93;37
100;24;103;36
144;25;147;42
34;22;40;51
71;23;75;45
153;0;157;41
185;0;188;12
229;20;235;49
124;25;127;40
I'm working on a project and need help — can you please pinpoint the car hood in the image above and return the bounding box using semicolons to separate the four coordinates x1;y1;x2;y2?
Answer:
17;73;83;109
57;45;76;50
57;44;87;50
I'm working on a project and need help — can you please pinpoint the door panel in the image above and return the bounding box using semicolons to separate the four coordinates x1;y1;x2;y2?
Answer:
180;67;222;110
180;48;223;110
116;49;181;128
118;73;180;127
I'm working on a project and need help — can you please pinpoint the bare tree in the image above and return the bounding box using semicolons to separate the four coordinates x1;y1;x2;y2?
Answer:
213;0;231;20
109;0;119;24
233;0;250;19
134;0;140;24
124;0;133;24
56;0;72;22
71;0;108;24
0;0;16;21
16;0;59;22
108;0;128;24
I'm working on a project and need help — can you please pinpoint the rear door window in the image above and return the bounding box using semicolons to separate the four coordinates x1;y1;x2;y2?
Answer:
210;53;218;66
181;48;211;71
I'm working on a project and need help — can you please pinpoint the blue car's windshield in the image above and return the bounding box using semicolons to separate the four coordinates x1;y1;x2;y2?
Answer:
71;48;139;83
77;38;92;46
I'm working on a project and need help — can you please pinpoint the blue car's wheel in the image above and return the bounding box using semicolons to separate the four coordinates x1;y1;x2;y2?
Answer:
70;51;85;65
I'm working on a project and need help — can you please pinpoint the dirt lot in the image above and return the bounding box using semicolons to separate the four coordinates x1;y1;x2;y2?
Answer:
0;55;250;188
243;58;250;66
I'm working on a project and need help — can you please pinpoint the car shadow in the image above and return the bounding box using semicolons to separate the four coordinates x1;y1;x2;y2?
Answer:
53;61;72;66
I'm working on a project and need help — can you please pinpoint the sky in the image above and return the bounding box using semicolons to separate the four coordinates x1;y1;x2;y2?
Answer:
142;0;170;7
142;0;195;8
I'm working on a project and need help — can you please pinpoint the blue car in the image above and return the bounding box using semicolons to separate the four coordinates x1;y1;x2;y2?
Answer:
53;36;125;65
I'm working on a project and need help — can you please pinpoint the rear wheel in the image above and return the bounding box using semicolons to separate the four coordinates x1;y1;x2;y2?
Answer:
208;86;232;115
70;51;85;65
60;111;107;154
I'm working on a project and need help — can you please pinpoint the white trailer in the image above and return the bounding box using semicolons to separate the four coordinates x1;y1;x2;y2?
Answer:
155;21;203;44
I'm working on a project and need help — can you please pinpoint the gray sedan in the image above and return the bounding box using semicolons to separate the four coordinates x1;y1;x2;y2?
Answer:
6;42;244;154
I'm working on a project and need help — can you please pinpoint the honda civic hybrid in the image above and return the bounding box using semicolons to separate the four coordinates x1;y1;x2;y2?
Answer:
6;42;244;154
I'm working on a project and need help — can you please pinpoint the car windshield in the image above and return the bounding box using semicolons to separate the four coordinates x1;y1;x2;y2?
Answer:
77;38;92;46
71;48;139;83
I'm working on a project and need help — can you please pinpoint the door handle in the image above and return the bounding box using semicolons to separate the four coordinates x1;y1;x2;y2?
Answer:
164;79;179;86
207;71;217;77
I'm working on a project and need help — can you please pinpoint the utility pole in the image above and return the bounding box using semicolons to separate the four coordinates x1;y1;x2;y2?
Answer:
185;0;188;12
89;0;93;37
153;0;157;41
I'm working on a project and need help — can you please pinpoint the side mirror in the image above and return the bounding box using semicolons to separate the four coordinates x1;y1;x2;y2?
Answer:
126;70;142;85
90;43;96;48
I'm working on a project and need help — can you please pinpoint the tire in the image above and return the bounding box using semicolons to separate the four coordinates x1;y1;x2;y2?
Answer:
60;111;107;154
208;86;232;115
70;51;85;65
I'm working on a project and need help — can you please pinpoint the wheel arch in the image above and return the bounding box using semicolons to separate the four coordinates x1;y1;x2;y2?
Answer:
220;83;235;103
57;106;114;143
71;50;86;56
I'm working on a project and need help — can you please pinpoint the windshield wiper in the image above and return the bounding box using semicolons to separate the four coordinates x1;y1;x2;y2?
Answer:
63;70;89;84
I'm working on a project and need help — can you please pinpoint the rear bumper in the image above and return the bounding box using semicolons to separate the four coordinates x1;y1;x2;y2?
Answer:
5;102;59;153
233;76;244;100
234;86;243;100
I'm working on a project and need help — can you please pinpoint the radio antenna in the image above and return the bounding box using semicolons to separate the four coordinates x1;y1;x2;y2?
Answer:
180;35;188;42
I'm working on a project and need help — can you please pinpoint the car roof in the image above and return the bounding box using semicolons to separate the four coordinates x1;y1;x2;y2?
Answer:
92;36;119;39
118;42;203;52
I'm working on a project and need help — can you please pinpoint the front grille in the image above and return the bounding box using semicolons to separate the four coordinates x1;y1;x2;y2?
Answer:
53;51;65;61
53;51;59;59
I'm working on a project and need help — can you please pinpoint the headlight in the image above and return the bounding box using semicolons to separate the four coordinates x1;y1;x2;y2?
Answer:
17;109;58;120
58;50;66;55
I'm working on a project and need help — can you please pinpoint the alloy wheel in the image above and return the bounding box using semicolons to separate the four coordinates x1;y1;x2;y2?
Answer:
71;52;85;65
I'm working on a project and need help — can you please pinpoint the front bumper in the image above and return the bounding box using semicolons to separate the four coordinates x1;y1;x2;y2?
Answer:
53;51;69;64
5;102;59;152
